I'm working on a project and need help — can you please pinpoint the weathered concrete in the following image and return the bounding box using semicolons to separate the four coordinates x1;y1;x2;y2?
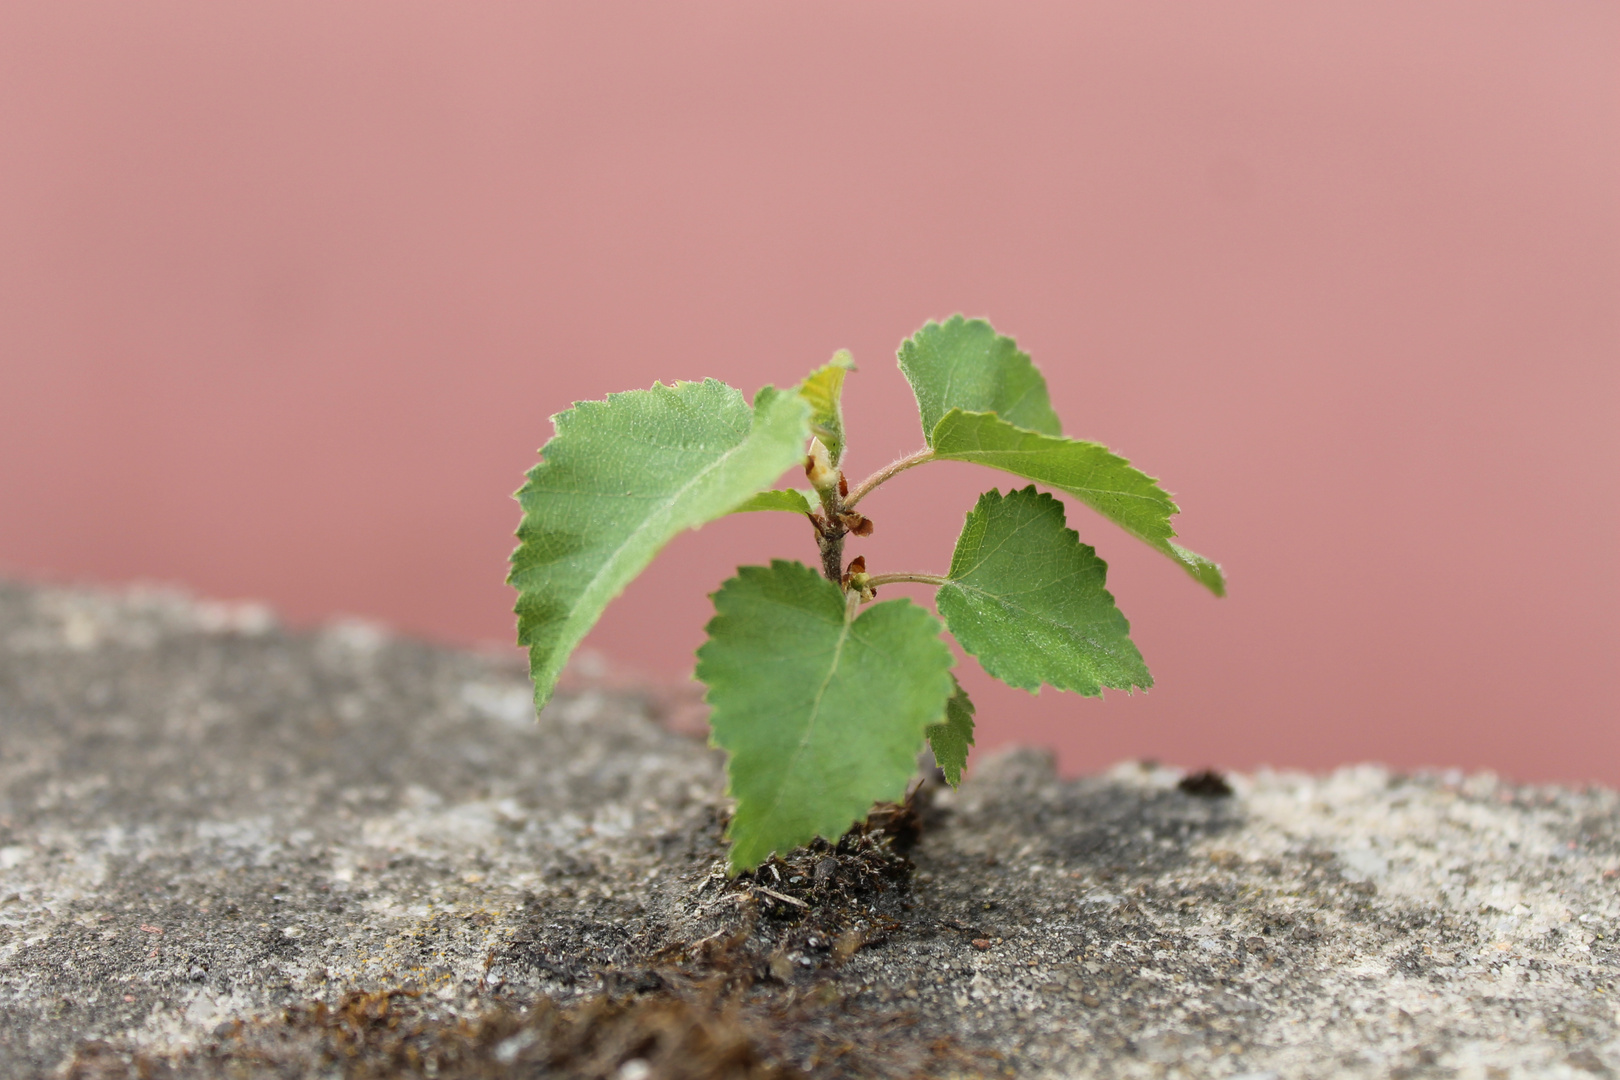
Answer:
1;579;1617;1078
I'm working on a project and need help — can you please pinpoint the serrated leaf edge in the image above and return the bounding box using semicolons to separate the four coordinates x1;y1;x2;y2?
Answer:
935;487;1151;697
898;315;1062;446
930;409;1226;596
698;560;954;872
926;675;976;788
510;381;810;709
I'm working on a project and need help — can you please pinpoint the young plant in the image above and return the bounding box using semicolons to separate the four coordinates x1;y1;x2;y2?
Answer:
510;316;1223;873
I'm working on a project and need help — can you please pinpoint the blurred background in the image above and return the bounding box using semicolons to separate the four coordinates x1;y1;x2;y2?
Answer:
1;3;1614;783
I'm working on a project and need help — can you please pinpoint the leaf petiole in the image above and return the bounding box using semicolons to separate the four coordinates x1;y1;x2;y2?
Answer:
843;447;934;509
865;572;950;590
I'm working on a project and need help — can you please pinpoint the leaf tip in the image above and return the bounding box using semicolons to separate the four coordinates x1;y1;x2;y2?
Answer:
1168;542;1227;597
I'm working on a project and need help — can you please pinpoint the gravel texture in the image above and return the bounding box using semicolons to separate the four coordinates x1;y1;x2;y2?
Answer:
1;578;1617;1079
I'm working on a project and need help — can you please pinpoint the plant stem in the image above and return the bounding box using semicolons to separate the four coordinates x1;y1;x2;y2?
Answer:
844;447;935;509
817;525;845;585
865;573;950;589
810;471;848;586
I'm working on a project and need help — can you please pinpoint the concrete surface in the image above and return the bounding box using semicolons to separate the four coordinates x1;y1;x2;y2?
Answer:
2;579;1617;1078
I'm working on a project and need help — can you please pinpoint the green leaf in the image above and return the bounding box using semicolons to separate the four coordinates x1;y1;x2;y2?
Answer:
730;488;816;515
697;560;955;872
936;487;1152;696
800;349;855;466
931;409;1225;596
926;677;976;788
898;316;1062;444
510;380;811;709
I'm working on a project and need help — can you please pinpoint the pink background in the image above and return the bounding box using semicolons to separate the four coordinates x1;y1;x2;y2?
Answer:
2;4;1615;784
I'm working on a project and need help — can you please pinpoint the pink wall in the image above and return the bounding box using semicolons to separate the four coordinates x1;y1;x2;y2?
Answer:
2;4;1615;784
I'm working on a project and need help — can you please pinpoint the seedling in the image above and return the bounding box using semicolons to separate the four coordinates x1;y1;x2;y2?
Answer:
510;317;1223;872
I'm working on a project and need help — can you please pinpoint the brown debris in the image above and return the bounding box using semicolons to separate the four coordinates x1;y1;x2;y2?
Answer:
1177;769;1234;798
67;989;797;1080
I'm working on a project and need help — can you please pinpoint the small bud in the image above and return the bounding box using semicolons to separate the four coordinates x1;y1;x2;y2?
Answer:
804;438;839;494
838;475;849;498
843;556;876;602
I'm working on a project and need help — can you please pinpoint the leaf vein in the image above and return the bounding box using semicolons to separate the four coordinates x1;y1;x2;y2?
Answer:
756;612;854;829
